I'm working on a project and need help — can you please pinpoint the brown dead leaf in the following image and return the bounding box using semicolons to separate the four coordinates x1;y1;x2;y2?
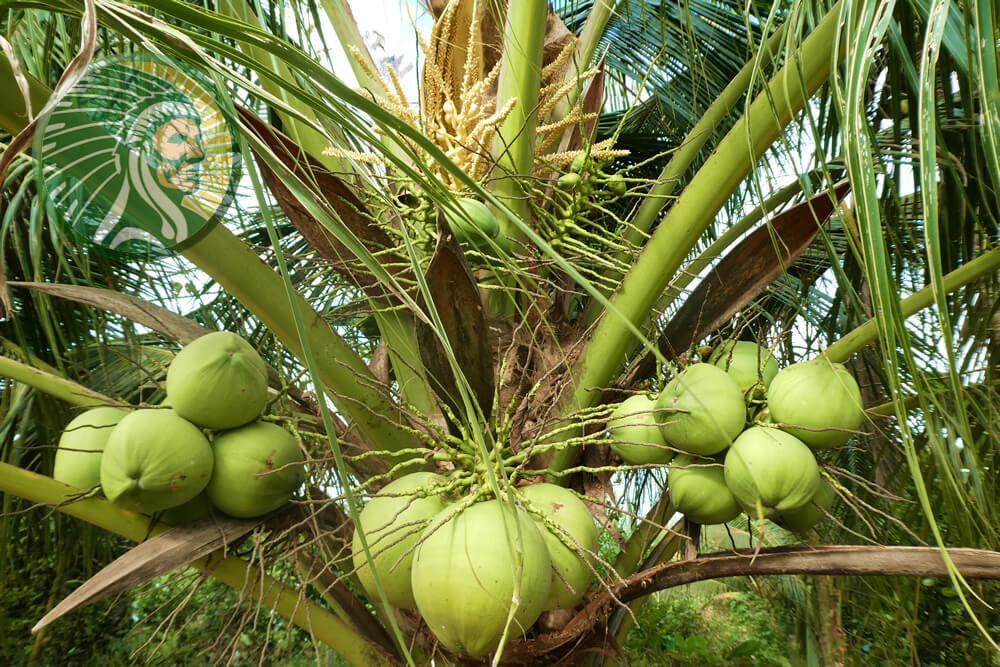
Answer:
415;215;495;419
32;516;259;633
623;182;851;386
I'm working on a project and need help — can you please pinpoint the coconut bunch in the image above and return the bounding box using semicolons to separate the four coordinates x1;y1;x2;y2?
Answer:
52;332;305;521
350;473;598;658
606;341;865;533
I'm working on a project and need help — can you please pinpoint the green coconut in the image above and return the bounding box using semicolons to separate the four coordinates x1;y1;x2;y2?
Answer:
205;421;305;518
724;426;820;518
710;340;779;392
772;479;836;533
445;197;500;246
519;483;598;610
606;394;673;465
352;472;447;609
767;359;864;449
53;406;128;491
668;454;742;525
166;331;268;430
657;363;747;456
100;409;214;513
411;500;551;657
160;492;213;525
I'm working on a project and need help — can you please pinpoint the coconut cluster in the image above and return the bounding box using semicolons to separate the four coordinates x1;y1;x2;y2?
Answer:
606;342;864;533
52;332;304;521
351;474;597;657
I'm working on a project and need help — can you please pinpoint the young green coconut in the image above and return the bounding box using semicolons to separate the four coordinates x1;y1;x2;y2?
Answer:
352;472;448;609
668;454;742;525
444;197;500;247
724;426;821;518
100;409;214;513
606;393;674;465
205;421;305;518
657;363;747;456
710;340;779;393
411;499;551;657
519;483;598;610
166;331;268;430
53;406;127;492
767;358;864;449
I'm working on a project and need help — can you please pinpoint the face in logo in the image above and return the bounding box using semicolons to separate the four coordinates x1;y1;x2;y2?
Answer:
152;117;205;193
35;54;239;258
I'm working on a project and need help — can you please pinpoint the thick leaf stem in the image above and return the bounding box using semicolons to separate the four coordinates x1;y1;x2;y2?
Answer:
490;0;548;240
824;246;1000;363
551;2;845;473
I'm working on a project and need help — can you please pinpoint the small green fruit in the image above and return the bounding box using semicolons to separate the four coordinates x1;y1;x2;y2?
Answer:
569;153;588;173
710;340;779;392
100;409;214;513
724;426;820;518
657;364;747;456
669;454;742;525
206;421;305;518
767;359;864;449
411;500;551;657
445;198;500;246
166;332;268;430
53;406;127;491
352;472;447;609
606;173;627;197
606;394;673;465
519;483;597;610
556;172;582;190
772;479;836;533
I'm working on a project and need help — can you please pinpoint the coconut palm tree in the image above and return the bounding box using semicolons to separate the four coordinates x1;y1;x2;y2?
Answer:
1;0;999;664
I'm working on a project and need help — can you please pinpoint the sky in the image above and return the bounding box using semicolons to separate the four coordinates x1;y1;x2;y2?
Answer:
326;0;428;101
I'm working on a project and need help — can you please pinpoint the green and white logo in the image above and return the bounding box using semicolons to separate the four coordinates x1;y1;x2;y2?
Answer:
35;53;240;258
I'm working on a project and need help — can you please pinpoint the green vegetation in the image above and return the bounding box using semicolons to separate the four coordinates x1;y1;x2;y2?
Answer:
1;0;999;663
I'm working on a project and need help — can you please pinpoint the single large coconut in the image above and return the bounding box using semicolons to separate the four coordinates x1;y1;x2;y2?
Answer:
100;409;213;513
668;454;742;525
411;500;551;657
724;426;820;518
767;358;864;449
519;483;598;610
657;363;747;456
53;406;127;491
710;340;779;393
352;472;447;609
772;479;836;533
606;394;674;465
166;331;268;430
205;421;304;518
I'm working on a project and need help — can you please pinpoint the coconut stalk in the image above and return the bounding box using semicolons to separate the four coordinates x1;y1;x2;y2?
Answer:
824;246;1000;363
0;355;118;408
504;545;1000;660
544;0;617;127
